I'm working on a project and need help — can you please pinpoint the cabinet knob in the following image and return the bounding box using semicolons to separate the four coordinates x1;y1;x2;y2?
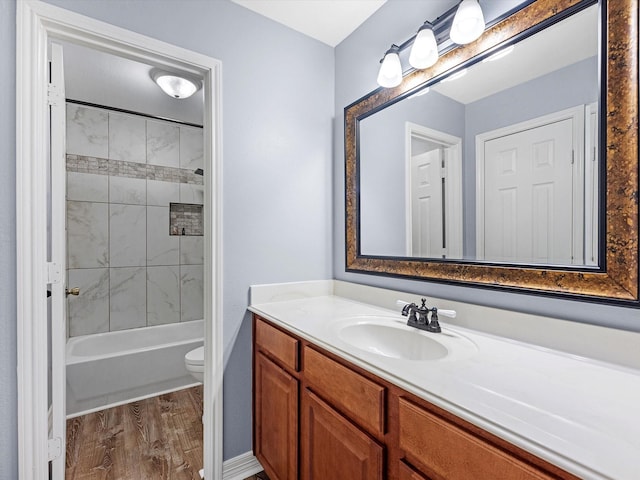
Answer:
65;287;80;296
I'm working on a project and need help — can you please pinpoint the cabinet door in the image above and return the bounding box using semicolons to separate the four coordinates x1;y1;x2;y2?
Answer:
301;389;383;480
255;352;298;480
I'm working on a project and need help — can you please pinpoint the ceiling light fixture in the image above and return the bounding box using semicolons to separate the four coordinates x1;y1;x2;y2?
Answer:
409;22;439;70
375;0;486;88
450;0;486;45
377;45;403;88
151;69;202;99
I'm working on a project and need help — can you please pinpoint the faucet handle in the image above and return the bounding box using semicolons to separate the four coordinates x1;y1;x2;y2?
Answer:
437;309;457;318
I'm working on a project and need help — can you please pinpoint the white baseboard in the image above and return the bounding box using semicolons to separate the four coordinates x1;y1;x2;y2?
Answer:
222;451;263;480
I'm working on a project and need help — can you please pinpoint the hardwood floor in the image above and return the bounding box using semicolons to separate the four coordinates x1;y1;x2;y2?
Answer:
66;386;203;480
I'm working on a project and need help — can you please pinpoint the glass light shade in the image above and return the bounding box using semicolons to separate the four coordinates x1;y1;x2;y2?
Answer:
377;46;403;88
409;24;439;70
450;0;485;45
482;45;515;62
154;74;199;99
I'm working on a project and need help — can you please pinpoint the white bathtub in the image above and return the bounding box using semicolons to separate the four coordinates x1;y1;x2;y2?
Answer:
66;319;203;417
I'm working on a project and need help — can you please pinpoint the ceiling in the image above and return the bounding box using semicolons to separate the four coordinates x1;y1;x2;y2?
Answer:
231;0;387;47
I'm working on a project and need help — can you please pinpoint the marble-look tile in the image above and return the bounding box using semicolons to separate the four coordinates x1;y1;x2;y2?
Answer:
108;112;146;163
147;265;180;326
180;184;204;204
147;120;179;167
66;104;108;158
110;267;147;331
67;268;110;337
180;265;203;322
67;172;108;202
67;201;109;269
147;206;179;266
147;179;180;206
109;176;147;205
180;126;204;171
180;236;204;265
109;204;146;267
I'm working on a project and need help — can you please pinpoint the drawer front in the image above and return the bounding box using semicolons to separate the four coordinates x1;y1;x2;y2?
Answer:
303;346;385;436
255;318;299;372
398;397;553;480
399;461;429;480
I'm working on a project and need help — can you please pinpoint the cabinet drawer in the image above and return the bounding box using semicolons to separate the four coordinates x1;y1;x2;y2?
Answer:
399;461;429;480
398;397;554;480
303;346;385;436
255;318;299;372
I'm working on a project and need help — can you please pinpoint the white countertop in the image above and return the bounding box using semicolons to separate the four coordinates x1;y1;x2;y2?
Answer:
249;291;640;480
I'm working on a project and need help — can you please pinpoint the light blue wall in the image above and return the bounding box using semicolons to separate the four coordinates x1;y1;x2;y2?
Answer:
0;0;17;477
334;0;640;332
3;0;333;468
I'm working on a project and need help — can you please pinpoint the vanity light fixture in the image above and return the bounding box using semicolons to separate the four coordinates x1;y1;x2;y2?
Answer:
151;69;202;99
376;0;486;88
450;0;486;45
377;45;403;88
409;22;439;70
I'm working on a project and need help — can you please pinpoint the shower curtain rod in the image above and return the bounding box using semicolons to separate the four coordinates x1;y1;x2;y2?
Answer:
66;98;204;129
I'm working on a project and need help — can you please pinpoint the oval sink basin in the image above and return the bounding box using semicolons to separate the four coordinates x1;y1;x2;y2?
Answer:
338;322;448;361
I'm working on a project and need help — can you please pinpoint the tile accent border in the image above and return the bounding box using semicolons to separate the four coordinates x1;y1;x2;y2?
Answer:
67;154;204;185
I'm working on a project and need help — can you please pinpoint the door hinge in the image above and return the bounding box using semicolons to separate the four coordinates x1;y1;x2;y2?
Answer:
47;83;64;106
48;437;62;461
440;166;446;178
47;262;62;285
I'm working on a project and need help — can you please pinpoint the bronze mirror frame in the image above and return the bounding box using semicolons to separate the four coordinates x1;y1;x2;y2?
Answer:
345;0;638;304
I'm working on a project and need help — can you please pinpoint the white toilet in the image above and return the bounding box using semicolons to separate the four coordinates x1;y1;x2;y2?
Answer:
185;346;204;383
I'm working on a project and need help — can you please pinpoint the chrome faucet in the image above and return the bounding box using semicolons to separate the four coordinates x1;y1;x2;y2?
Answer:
401;298;442;333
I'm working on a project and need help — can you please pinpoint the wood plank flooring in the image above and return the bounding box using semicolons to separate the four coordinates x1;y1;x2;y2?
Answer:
66;386;203;480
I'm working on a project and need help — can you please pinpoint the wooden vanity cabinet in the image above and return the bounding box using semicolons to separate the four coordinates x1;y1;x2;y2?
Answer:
253;315;578;480
253;319;300;480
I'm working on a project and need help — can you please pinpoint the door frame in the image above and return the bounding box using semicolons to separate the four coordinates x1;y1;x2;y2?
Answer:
404;122;463;258
475;105;585;262
16;1;224;479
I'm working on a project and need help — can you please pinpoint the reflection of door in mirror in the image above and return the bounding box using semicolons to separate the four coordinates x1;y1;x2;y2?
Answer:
476;105;597;265
405;123;462;259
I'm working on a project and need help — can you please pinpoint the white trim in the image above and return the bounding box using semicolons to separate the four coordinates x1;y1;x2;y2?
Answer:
584;102;599;266
475;105;585;262
222;451;263;480
16;1;224;479
404;122;463;258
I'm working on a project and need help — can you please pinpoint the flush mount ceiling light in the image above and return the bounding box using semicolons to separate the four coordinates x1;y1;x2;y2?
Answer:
150;69;202;99
377;45;403;88
409;21;439;70
450;0;486;45
375;0;486;88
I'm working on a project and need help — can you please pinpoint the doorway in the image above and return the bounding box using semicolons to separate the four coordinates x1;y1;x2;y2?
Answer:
16;2;223;479
405;122;463;259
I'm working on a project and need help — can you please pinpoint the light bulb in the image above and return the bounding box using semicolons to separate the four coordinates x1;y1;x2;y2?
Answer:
377;45;403;88
450;0;485;45
409;23;439;70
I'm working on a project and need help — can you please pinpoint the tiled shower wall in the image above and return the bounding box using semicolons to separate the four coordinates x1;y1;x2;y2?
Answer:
66;103;204;337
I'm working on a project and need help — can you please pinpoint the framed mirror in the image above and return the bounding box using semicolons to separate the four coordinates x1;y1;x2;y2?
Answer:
345;0;638;304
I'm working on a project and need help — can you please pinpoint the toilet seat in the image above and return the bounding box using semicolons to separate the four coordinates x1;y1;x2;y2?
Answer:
185;346;204;372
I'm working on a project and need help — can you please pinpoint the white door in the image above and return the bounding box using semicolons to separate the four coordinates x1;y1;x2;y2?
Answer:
482;118;574;264
48;41;67;480
410;149;445;257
